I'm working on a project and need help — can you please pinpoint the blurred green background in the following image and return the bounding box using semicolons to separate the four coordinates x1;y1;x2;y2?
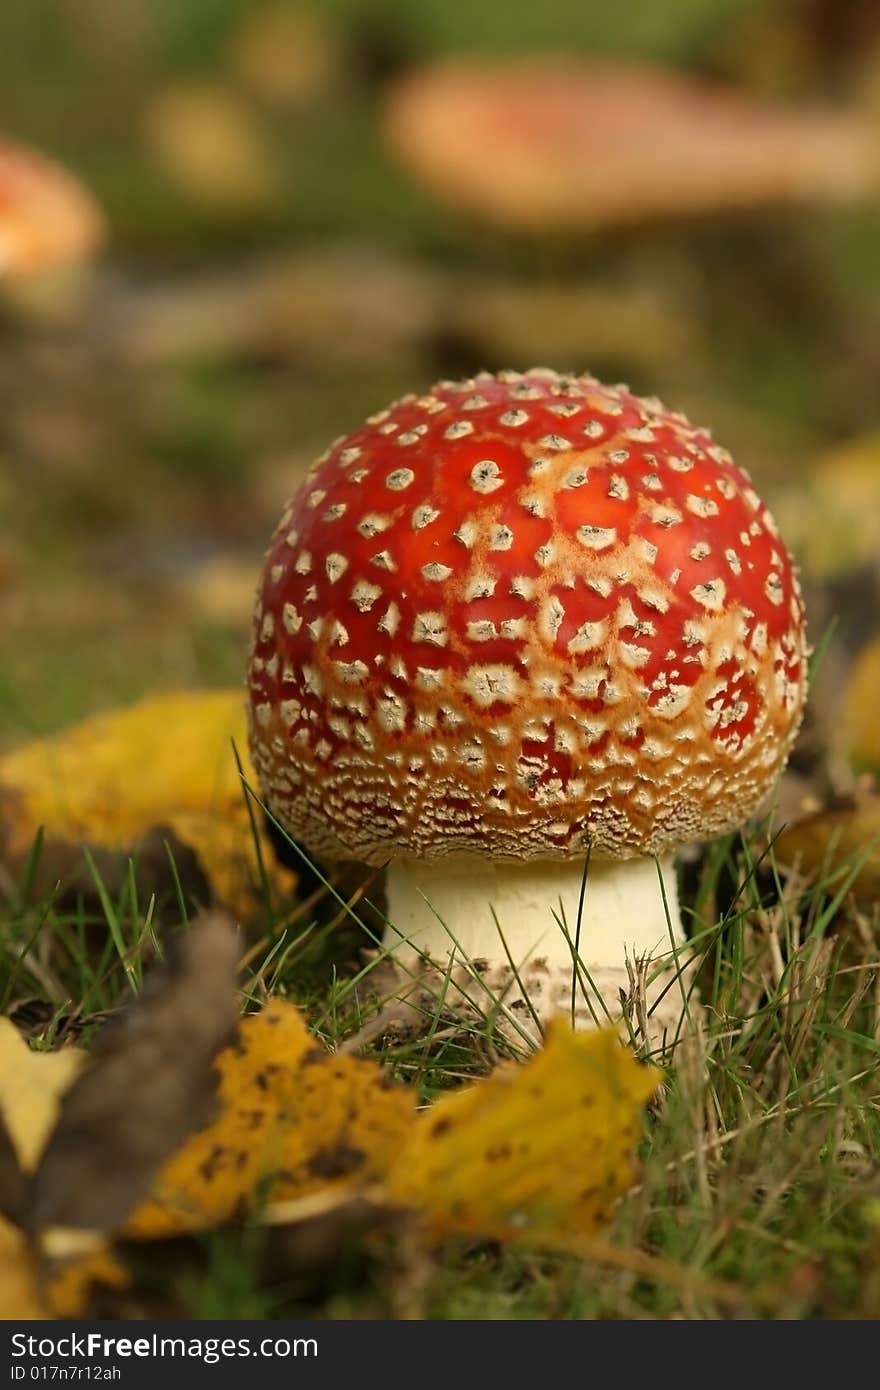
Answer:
3;0;880;783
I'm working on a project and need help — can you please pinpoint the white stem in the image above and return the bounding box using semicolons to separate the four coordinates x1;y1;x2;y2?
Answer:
382;854;689;1038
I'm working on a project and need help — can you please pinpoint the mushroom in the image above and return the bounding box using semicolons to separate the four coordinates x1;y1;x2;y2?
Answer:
247;369;808;1041
0;137;104;279
381;59;874;231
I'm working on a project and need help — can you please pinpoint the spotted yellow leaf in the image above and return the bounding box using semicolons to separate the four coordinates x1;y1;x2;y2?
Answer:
0;1019;84;1172
388;1022;660;1243
126;999;415;1238
0;690;295;919
1;991;659;1294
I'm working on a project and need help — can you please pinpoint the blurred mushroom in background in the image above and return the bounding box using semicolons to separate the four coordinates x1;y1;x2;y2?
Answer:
0;137;105;280
0;134;106;608
228;2;347;108
382;59;876;232
142;82;282;213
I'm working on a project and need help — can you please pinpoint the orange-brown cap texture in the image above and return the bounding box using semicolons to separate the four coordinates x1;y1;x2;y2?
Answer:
0;139;105;278
247;370;807;865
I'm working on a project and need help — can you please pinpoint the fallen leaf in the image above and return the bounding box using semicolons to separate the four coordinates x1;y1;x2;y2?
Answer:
42;1247;129;1318
0;1110;25;1225
0;1215;47;1318
1;972;659;1314
1;1112;128;1318
842;640;880;770
0;690;296;920
0;1019;84;1172
28;914;240;1232
143;83;280;209
229;4;344;106
775;435;880;581
774;792;880;911
15;825;211;922
117;1007;659;1251
126;998;415;1238
388;1023;660;1243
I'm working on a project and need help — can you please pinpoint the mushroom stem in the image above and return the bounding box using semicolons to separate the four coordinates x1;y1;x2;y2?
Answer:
382;853;689;1040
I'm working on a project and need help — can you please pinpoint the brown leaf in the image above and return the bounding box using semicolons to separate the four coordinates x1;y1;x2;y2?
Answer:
774;791;880;910
27;913;240;1232
13;825;211;919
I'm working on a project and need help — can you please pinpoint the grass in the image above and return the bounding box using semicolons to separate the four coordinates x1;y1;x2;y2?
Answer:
3;803;880;1320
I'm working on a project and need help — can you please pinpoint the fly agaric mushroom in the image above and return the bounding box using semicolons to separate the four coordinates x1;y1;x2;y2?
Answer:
0;137;104;279
247;369;807;1038
382;59;873;232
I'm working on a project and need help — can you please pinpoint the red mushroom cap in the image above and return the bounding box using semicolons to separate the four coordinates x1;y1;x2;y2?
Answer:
247;369;807;865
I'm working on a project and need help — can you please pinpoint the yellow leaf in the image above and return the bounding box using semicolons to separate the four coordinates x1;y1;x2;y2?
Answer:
130;1009;658;1248
0;690;295;920
0;1217;127;1321
126;999;415;1238
0;1216;48;1318
143;83;280;209
0;1019;84;1171
2;990;658;1272
388;1023;660;1243
230;4;344;106
1;1215;125;1321
43;1246;130;1318
842;641;880;771
775;434;880;579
